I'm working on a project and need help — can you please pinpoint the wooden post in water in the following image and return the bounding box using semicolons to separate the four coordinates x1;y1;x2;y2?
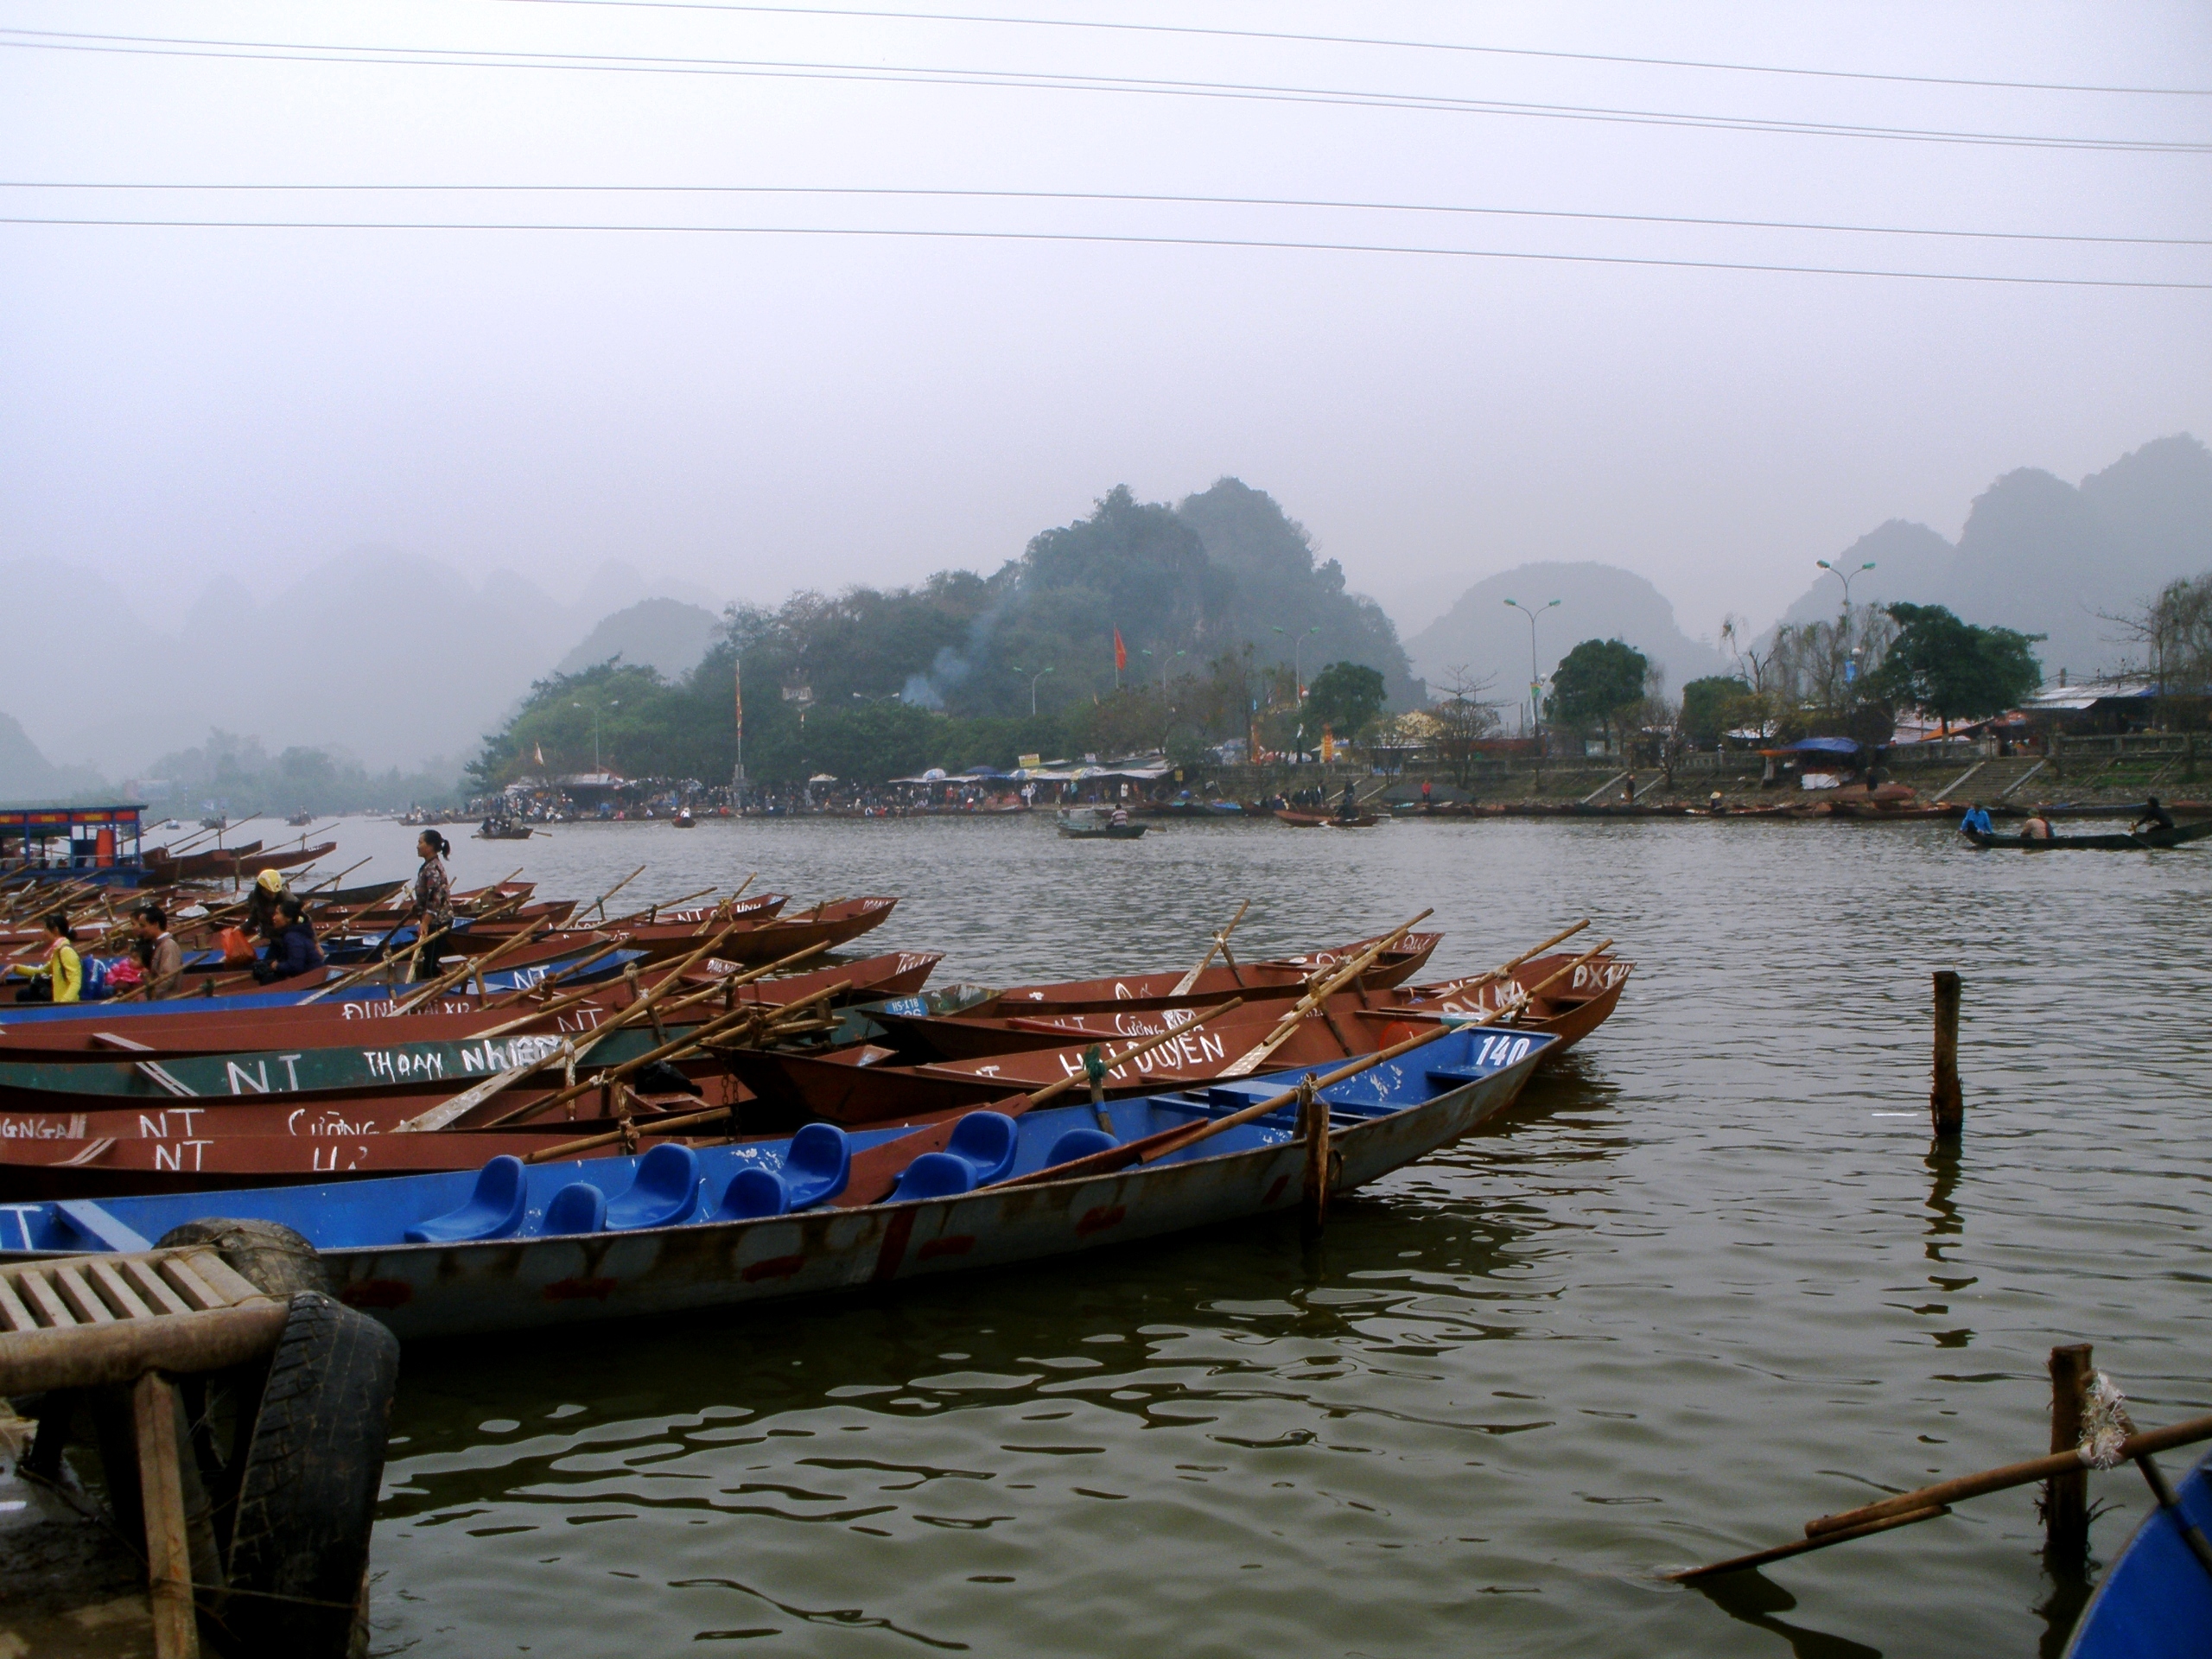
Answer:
1299;1076;1329;1236
2046;1343;2094;1560
1930;971;1963;1138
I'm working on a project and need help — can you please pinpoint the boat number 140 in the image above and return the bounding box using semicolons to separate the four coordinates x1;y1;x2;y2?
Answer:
1474;1033;1533;1067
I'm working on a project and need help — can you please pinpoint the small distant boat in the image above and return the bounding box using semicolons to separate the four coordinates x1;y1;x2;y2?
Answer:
1275;810;1379;829
1058;809;1145;841
672;808;696;829
2062;1445;2212;1659
286;810;315;827
1961;819;2212;852
475;817;535;842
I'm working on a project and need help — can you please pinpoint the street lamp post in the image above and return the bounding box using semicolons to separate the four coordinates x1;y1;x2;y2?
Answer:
1270;625;1320;699
1138;649;1186;692
1012;664;1055;717
571;698;620;771
1503;600;1561;742
1817;559;1876;611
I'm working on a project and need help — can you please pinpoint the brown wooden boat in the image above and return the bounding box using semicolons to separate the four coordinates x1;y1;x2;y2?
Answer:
728;952;1630;1127
1274;810;1380;828
886;932;1442;1033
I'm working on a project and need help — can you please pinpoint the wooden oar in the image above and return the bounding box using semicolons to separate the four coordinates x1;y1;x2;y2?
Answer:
1004;940;1615;1189
1220;910;1433;1077
588;864;647;923
830;997;1255;1208
605;886;718;928
694;873;757;933
302;857;372;896
508;988;845;1136
388;919;550;1015
1170;899;1249;996
1669;1412;2212;1582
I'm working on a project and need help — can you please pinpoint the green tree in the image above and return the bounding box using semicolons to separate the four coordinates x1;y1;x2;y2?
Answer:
1872;603;2043;729
1679;676;1751;749
1301;662;1386;742
1547;639;1649;749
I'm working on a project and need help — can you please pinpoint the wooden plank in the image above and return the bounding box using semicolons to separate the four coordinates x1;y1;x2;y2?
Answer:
20;1269;76;1328
156;1255;226;1313
86;1258;153;1320
52;1266;117;1325
182;1251;268;1309
120;1258;194;1318
0;1274;35;1333
132;1371;200;1659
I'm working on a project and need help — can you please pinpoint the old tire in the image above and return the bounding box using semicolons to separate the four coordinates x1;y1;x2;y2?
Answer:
154;1217;329;1298
220;1291;400;1659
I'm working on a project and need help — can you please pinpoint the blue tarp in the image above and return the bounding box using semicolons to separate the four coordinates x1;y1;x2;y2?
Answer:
1788;736;1862;755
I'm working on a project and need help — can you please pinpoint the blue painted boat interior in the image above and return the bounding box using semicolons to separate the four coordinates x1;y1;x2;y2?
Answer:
0;1026;1549;1256
2063;1446;2212;1659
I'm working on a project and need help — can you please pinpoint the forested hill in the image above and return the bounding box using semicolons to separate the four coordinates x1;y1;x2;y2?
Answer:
471;479;1418;786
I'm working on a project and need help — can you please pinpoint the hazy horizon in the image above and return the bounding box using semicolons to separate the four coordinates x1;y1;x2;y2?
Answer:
5;1;2209;773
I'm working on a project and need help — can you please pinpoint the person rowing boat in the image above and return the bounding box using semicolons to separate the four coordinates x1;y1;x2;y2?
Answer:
2134;795;2177;835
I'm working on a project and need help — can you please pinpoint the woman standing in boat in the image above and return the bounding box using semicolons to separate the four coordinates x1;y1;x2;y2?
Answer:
409;829;454;981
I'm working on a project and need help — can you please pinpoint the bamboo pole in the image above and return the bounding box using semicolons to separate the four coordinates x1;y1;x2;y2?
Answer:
1220;910;1433;1077
588;864;647;922
1669;1412;2212;1582
1170;899;1249;996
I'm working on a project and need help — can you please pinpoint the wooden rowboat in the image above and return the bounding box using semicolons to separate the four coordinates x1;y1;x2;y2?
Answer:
1961;819;2212;851
1274;810;1379;828
0;1028;1554;1340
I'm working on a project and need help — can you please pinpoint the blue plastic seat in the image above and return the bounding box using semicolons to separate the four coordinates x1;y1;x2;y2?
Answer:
405;1155;530;1243
603;1143;702;1230
1044;1127;1118;1167
715;1166;793;1221
889;1151;976;1202
943;1111;1020;1185
715;1122;853;1219
542;1181;607;1236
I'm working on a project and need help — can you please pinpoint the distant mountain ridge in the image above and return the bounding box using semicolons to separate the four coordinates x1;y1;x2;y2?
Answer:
1403;562;1730;721
0;550;719;782
1770;434;2212;677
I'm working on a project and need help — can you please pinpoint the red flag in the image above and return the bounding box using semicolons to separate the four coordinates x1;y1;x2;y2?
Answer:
1113;628;1128;672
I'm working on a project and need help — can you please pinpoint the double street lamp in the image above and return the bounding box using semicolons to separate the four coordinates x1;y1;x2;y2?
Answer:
1271;625;1320;700
1817;558;1876;610
1139;648;1186;692
1503;599;1560;741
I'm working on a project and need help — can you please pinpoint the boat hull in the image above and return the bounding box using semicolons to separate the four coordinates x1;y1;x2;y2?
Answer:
335;1051;1542;1338
2062;1446;2212;1659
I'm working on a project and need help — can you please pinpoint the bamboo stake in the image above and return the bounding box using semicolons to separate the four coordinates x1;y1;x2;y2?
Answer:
1170;899;1250;996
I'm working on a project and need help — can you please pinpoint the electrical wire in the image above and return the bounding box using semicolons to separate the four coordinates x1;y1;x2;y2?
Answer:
4;181;2200;248
3;27;2206;154
483;0;2212;99
3;214;2204;289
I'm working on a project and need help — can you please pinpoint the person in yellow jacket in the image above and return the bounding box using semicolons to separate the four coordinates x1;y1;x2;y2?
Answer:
13;912;81;1003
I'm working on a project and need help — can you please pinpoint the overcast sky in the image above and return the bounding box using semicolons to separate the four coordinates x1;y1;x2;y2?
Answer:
4;0;2209;651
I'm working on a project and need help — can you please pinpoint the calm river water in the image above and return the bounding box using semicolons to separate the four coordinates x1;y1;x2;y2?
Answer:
272;813;2208;1657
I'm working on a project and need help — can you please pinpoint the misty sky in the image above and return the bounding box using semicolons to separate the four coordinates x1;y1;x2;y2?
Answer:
4;1;2209;652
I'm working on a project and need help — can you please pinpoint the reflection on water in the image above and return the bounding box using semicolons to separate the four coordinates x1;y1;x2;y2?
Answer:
314;816;2210;1656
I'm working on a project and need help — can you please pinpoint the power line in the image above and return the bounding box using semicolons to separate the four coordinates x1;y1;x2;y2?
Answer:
6;181;2201;248
4;28;2205;154
485;0;2212;99
4;214;2205;289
